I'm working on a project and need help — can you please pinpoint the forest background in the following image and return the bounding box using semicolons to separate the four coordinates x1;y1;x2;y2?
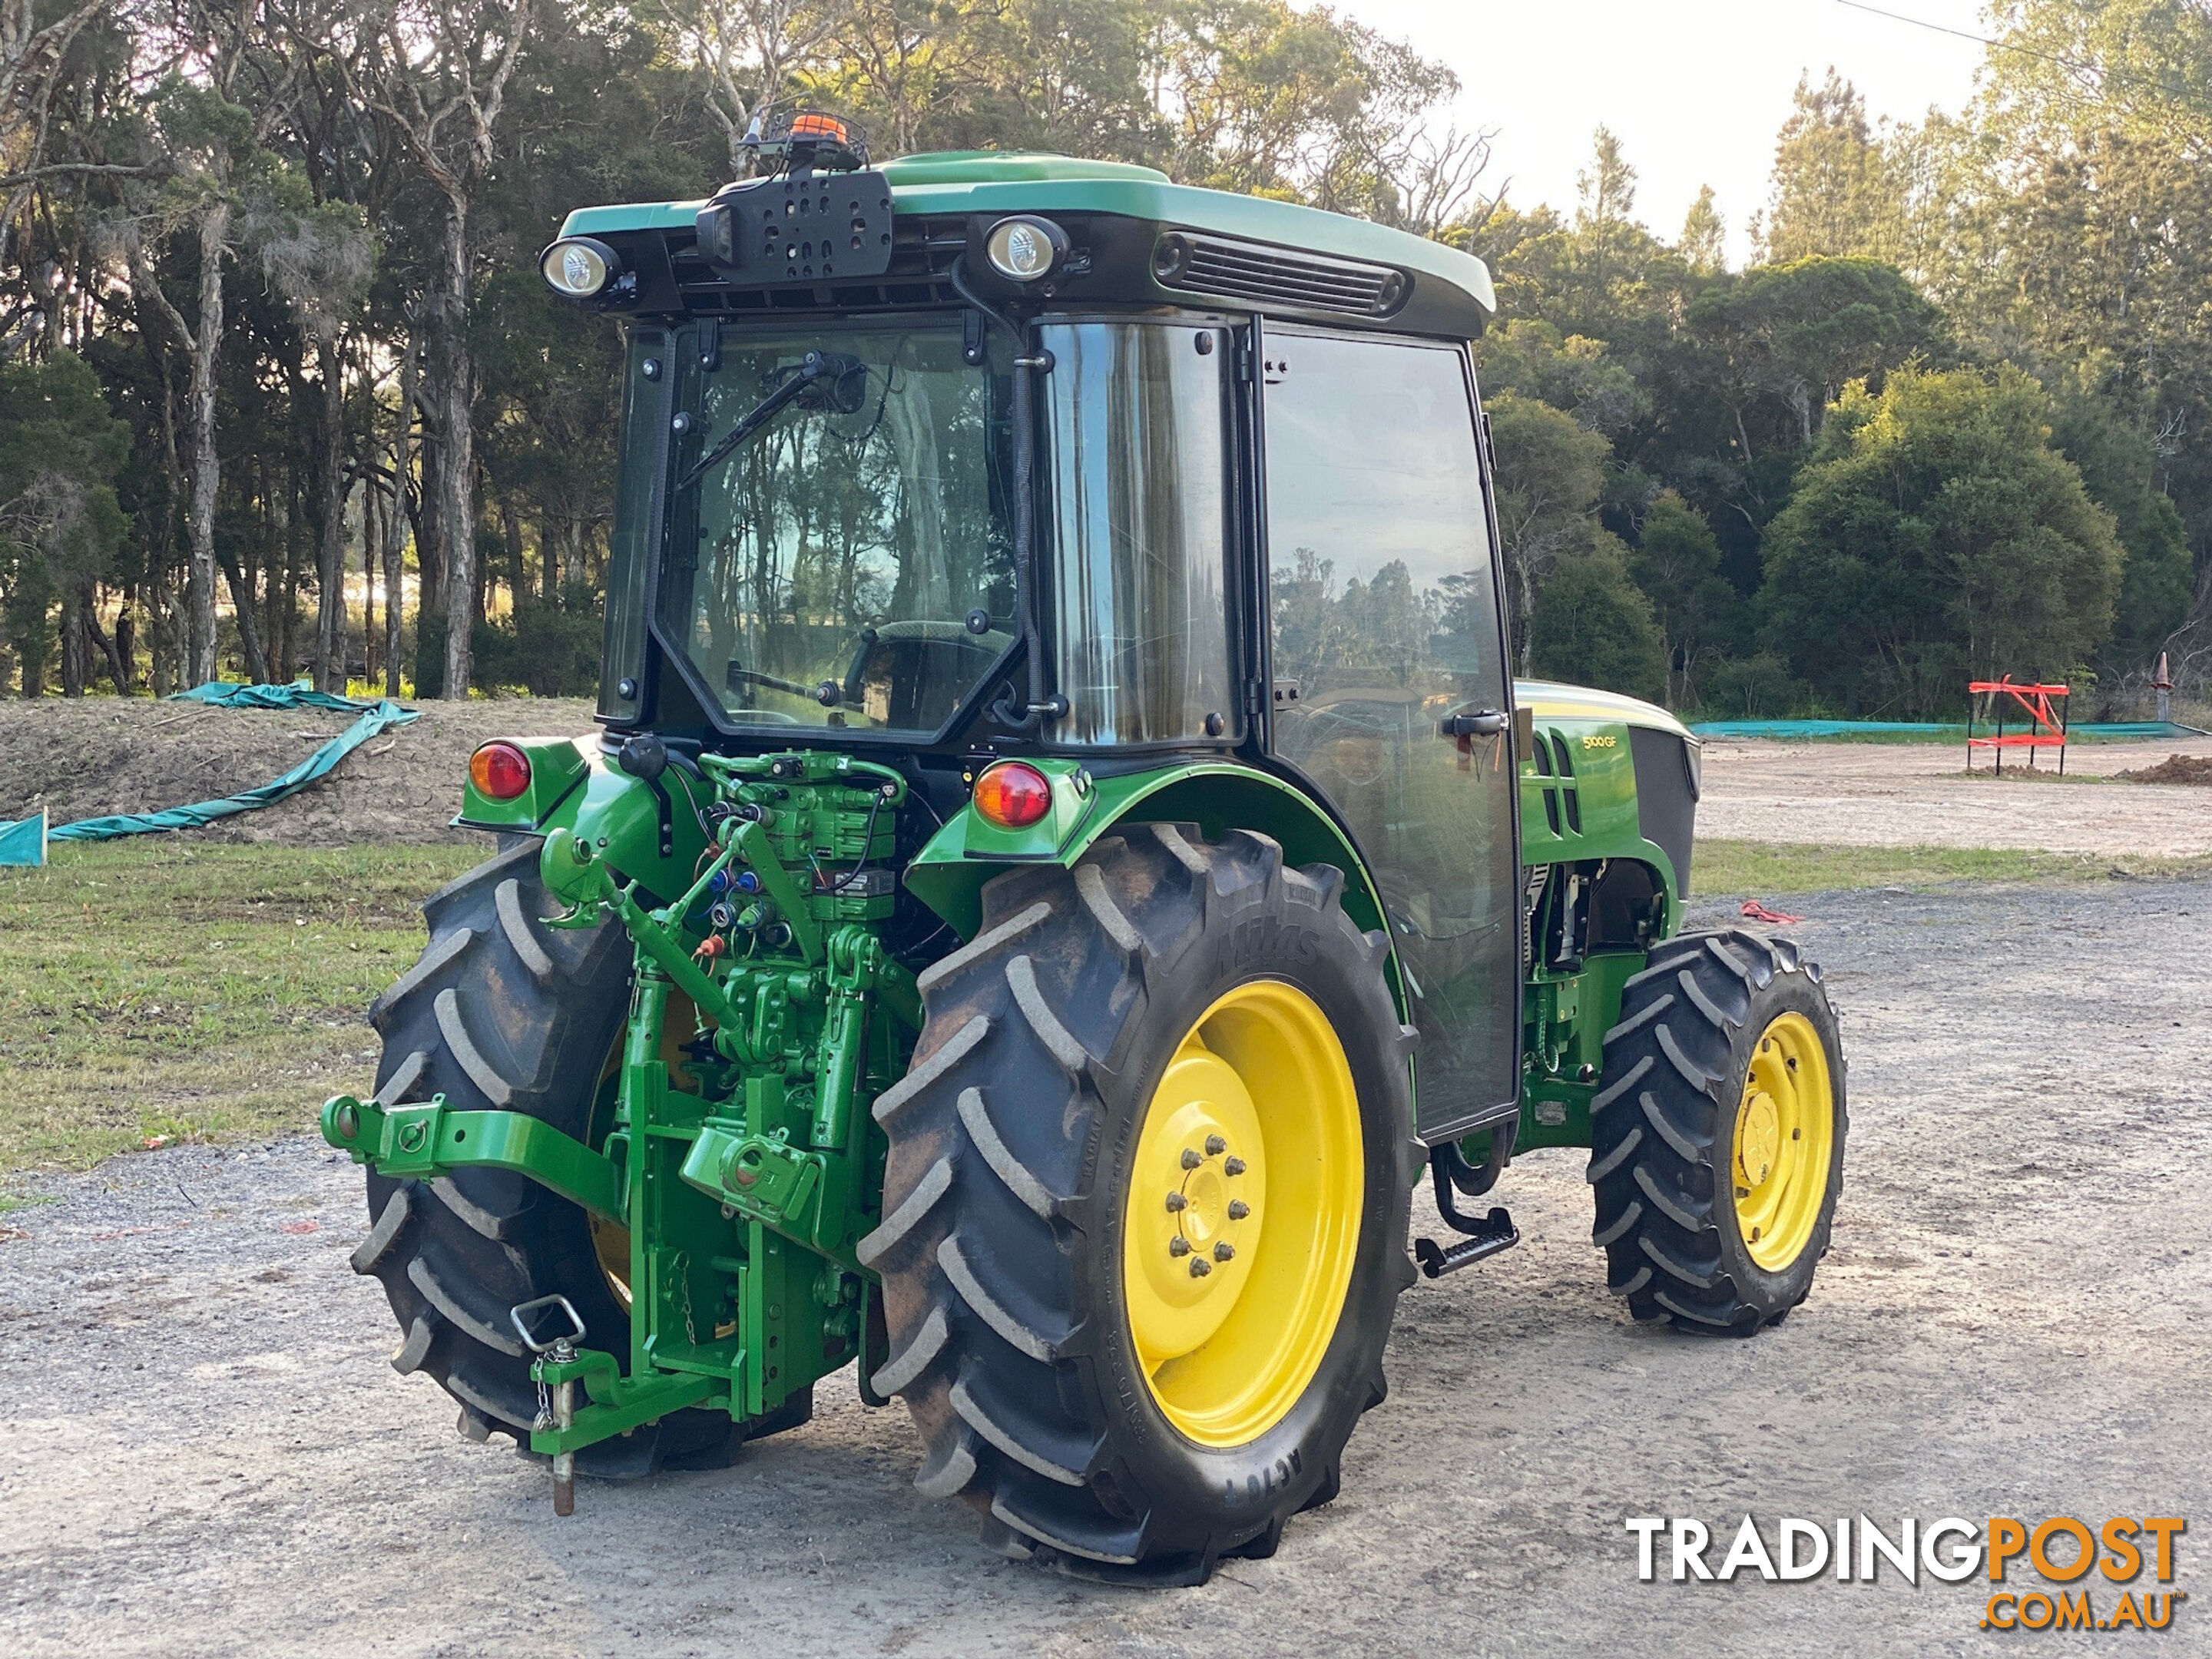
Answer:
1;0;2206;719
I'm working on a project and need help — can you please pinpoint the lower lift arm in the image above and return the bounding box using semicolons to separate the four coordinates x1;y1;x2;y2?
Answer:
322;1094;623;1221
321;1091;721;1464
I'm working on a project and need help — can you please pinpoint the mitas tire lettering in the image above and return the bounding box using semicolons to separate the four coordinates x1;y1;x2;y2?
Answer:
1207;915;1322;977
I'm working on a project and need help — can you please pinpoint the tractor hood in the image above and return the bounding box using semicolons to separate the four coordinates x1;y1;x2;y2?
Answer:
1515;680;1696;743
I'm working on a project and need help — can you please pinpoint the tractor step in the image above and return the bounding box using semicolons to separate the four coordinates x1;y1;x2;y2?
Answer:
1413;1207;1519;1278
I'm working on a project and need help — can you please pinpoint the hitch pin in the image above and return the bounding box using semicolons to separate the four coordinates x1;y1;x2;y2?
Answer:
511;1294;588;1518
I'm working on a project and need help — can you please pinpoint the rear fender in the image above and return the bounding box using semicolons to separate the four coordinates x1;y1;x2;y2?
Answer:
455;733;711;906
903;759;1406;1020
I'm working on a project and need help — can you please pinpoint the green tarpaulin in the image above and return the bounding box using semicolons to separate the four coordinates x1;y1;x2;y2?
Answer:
168;680;381;714
0;683;419;866
0;807;45;866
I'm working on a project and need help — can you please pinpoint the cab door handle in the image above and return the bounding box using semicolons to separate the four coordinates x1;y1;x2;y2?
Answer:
1440;709;1507;738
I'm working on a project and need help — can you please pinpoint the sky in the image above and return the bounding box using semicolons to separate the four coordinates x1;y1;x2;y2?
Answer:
1330;0;1994;264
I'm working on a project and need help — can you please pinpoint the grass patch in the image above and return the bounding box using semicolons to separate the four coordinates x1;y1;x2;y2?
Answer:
0;839;480;1178
1694;839;2212;896
9;833;2210;1181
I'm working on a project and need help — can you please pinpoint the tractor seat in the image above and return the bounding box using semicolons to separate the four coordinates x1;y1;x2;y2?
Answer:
844;619;1013;730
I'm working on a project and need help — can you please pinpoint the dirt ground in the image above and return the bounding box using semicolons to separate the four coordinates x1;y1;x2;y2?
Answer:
3;876;2206;1657
1697;733;2212;857
0;696;601;845
7;698;2212;860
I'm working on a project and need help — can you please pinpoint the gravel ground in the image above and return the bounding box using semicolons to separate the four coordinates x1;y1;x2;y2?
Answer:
3;875;2207;1657
1698;734;2212;856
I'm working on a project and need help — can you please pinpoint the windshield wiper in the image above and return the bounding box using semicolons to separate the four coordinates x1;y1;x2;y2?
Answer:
675;349;868;492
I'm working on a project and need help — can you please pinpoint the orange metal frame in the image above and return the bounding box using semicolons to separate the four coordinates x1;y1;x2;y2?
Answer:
1966;677;2070;774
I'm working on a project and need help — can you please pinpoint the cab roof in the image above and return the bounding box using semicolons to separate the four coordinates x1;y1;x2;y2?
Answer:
560;150;1495;324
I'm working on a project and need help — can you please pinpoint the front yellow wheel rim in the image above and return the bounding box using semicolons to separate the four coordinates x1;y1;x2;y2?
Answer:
1121;980;1364;1447
1730;1011;1834;1270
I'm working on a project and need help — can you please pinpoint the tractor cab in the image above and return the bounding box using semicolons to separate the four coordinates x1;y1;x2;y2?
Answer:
541;133;1528;1138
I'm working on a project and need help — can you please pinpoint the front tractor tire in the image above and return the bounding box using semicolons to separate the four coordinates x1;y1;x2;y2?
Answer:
353;843;747;1474
864;824;1418;1584
1588;927;1846;1334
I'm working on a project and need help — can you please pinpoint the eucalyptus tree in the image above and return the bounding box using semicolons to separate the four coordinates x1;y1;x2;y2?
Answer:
0;350;128;694
673;0;849;174
354;0;531;697
118;74;301;685
255;198;371;690
0;0;112;304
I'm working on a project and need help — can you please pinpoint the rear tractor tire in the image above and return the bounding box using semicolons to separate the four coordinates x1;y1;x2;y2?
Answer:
353;842;788;1475
1588;926;1846;1334
863;823;1419;1584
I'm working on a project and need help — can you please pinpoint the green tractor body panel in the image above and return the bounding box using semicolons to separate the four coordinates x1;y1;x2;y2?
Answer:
1501;679;1700;1166
458;738;716;904
903;757;1392;956
1513;678;1697;919
454;735;594;831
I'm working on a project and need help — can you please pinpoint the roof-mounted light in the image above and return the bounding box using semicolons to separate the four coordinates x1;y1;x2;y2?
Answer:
540;236;621;300
983;215;1068;283
788;111;849;144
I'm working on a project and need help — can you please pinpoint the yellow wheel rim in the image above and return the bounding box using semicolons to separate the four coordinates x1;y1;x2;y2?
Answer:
1121;980;1364;1447
1730;1011;1835;1270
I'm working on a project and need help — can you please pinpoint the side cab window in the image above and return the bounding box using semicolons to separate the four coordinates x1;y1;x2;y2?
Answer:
1263;331;1521;1136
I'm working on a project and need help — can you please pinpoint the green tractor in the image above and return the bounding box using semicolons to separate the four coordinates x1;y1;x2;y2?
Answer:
323;117;1846;1584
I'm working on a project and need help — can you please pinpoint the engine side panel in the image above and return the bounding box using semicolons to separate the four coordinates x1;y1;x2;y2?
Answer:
1516;714;1684;919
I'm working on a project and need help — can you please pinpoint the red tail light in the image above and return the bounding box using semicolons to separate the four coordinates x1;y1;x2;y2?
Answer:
470;742;531;802
973;762;1052;829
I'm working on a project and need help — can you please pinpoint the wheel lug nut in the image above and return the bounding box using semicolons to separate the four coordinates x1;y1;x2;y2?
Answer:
1224;1156;1247;1177
1181;1148;1203;1171
1213;1241;1234;1263
1168;1237;1190;1257
1204;1134;1227;1156
1227;1200;1249;1220
1164;1192;1187;1212
1189;1258;1211;1278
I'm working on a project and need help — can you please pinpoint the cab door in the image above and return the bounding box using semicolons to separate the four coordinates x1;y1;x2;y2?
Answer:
1260;329;1520;1140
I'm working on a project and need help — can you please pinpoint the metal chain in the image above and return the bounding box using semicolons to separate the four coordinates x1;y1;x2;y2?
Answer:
674;1251;699;1349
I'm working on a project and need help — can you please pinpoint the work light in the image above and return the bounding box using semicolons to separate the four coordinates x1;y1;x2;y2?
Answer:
983;216;1068;283
539;237;621;300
